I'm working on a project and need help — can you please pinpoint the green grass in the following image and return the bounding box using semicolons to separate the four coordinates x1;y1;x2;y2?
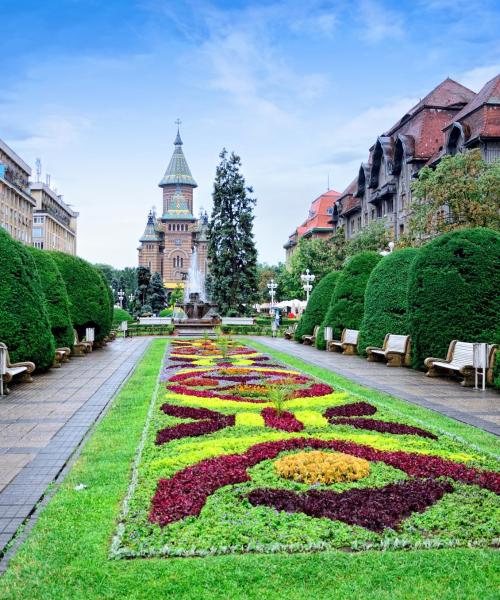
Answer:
0;338;499;599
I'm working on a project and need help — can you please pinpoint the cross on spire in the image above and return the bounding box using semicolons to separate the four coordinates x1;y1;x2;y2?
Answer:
175;118;182;128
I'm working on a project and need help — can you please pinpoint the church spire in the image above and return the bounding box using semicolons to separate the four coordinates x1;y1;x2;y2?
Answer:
159;120;197;188
139;209;162;242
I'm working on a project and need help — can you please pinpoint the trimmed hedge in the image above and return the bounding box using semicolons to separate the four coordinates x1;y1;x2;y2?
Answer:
27;247;74;349
50;252;113;342
113;307;134;325
407;228;500;369
0;229;55;370
294;272;340;342
319;251;382;345
358;248;419;355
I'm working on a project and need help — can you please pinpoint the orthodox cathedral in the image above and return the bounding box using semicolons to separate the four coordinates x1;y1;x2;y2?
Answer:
138;126;208;293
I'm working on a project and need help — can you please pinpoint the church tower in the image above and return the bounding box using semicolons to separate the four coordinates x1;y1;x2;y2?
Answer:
138;123;207;294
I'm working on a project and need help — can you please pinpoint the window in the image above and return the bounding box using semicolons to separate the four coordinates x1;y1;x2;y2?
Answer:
357;216;362;230
33;215;44;224
371;209;375;219
173;256;184;268
326;207;333;215
386;198;393;214
168;224;172;231
350;220;355;234
32;227;43;237
376;204;382;218
33;241;44;249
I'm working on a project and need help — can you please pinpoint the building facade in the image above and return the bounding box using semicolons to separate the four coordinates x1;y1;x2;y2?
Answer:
138;128;208;292
337;75;500;240
284;189;340;264
30;182;78;254
0;138;36;244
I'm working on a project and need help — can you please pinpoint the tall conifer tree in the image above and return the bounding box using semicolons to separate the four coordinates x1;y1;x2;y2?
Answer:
208;149;258;315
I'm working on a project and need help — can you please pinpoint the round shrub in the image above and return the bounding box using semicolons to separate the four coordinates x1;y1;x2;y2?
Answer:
408;228;500;369
159;308;174;317
0;229;55;370
294;271;340;342
358;248;419;355
27;246;74;349
113;307;134;325
320;251;382;343
50;252;113;342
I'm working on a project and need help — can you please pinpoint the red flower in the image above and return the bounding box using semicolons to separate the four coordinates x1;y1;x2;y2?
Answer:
261;407;304;432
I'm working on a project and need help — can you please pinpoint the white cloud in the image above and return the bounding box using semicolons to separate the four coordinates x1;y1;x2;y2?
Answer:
357;0;405;43
8;114;91;153
457;64;500;91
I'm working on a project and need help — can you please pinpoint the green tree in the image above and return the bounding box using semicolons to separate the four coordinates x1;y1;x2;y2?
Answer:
358;248;418;354
0;229;55;370
410;149;500;239
294;271;339;342
208;149;258;315
148;272;167;313
27;247;74;349
345;220;389;257
321;251;382;342
256;263;281;303
169;284;184;306
94;264;137;310
407;228;500;369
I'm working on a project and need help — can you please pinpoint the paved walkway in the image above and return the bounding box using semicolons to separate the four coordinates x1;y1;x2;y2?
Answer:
0;337;150;556
249;337;499;436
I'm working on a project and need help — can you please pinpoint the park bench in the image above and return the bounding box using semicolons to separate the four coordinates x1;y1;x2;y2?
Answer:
366;334;411;367
72;329;93;357
302;325;319;346
0;343;36;395
327;328;359;355
424;340;498;387
53;347;71;368
284;323;297;340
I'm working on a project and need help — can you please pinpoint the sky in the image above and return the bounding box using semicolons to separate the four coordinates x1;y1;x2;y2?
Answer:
1;0;499;267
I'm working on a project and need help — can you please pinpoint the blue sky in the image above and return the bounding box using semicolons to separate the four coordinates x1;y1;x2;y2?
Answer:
1;0;499;267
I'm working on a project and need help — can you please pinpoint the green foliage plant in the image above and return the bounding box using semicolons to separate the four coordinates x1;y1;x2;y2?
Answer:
50;251;112;342
294;271;339;342
358;248;419;355
208;149;258;315
410;149;500;239
27;246;74;349
320;251;382;343
148;272;168;313
407;227;500;369
0;229;55;370
113;307;134;326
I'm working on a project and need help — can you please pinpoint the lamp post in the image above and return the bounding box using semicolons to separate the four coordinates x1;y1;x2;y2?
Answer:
118;289;125;309
300;269;315;303
267;279;278;309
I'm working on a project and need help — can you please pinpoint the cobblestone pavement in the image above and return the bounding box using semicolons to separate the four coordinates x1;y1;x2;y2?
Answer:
0;337;150;556
248;337;499;436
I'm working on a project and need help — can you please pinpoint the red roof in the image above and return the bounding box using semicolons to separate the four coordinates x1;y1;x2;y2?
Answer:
445;74;500;140
288;189;340;243
383;78;476;160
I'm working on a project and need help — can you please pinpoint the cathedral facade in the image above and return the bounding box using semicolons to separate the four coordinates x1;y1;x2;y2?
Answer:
138;128;208;294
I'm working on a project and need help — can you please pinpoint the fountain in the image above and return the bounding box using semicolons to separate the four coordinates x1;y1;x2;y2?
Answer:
174;246;219;336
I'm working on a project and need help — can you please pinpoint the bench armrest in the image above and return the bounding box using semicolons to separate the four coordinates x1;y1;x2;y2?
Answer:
365;346;382;354
424;356;445;368
9;360;35;373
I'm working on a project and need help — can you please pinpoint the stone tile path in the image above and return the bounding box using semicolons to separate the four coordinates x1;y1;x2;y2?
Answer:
0;337;150;556
249;337;499;436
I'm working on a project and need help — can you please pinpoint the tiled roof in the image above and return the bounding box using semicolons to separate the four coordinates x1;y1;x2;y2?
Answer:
159;130;198;188
447;74;500;140
139;211;163;242
339;194;361;216
298;190;340;236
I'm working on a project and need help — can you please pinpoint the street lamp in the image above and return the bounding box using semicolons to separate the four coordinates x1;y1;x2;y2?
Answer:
300;269;315;303
118;289;125;309
129;293;134;303
267;279;278;309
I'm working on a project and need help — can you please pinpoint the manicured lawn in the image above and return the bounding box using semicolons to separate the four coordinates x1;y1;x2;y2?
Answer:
0;338;498;600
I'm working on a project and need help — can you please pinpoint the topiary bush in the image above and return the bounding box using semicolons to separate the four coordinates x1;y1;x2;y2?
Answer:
0;229;55;370
27;247;74;349
294;271;340;342
113;307;134;326
358;248;419;355
408;228;500;369
50;252;113;342
319;251;382;345
159;308;174;317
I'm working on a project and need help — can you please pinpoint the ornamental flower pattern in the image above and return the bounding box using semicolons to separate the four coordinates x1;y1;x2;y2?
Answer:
114;338;500;558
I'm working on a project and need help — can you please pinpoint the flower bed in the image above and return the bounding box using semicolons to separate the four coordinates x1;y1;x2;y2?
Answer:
113;338;500;559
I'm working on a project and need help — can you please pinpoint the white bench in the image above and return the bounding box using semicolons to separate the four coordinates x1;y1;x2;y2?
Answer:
366;334;411;367
302;325;319;346
72;329;93;357
425;340;497;387
0;343;36;396
328;328;359;355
